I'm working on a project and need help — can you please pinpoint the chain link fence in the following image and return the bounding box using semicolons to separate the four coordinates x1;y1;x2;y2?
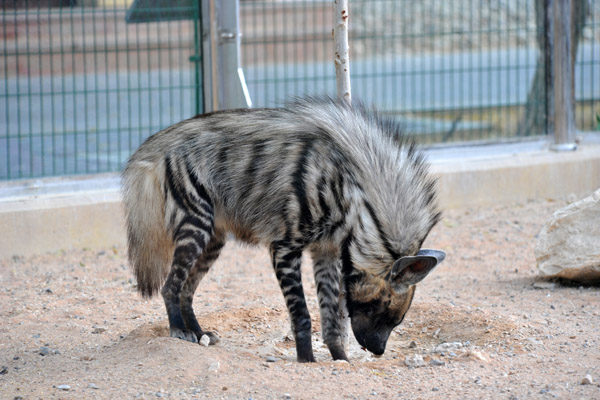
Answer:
1;0;202;180
1;0;599;180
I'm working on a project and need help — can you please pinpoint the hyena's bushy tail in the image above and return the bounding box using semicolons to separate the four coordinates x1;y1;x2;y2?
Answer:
122;159;174;298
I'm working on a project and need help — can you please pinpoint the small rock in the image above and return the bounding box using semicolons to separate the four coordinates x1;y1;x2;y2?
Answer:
581;374;593;385
208;361;220;372
92;326;107;334
433;342;463;354
526;337;543;345
39;347;50;356
532;281;556;290
56;384;71;391
0;366;8;375
432;387;440;392
430;358;445;366
43;288;53;294
465;350;489;362
199;334;211;347
265;356;278;363
408;340;417;348
404;354;425;368
283;393;291;399
88;383;99;389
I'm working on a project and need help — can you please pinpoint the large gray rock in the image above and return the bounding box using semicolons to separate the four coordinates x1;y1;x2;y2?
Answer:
535;189;600;284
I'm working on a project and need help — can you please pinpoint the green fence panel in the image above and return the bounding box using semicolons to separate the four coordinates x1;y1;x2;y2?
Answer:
2;0;599;180
240;0;600;144
1;0;203;180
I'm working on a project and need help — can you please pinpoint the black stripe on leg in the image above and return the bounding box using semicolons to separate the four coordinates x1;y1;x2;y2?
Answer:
291;142;314;238
341;230;354;275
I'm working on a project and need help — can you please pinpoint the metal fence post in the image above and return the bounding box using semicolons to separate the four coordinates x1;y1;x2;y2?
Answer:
202;0;251;112
551;0;577;151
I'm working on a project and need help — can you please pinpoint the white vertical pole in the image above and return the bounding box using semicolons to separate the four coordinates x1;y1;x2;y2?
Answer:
334;0;351;103
551;0;577;151
334;0;352;354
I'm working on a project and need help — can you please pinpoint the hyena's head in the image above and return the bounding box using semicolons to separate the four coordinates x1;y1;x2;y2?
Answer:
346;249;445;355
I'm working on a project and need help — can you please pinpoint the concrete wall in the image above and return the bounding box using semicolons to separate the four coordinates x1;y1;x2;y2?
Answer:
1;143;599;260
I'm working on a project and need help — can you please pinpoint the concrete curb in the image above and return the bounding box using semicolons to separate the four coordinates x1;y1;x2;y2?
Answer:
2;143;600;259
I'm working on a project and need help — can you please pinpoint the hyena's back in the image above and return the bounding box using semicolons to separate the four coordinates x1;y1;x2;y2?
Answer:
122;97;439;296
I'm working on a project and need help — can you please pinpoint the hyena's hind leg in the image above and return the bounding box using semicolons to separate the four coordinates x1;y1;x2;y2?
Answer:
162;208;215;343
312;253;348;361
179;230;225;345
270;241;315;363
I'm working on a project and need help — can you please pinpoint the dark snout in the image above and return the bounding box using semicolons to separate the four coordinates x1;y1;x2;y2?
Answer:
352;325;392;356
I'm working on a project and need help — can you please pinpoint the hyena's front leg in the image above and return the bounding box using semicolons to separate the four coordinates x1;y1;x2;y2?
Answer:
270;241;315;363
313;256;348;361
179;231;225;345
162;215;214;343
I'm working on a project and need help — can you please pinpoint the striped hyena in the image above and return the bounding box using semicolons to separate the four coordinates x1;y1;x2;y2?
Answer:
122;97;445;362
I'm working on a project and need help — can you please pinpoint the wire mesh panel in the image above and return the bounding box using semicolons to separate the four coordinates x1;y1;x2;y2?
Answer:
2;1;599;180
241;0;600;144
1;0;202;180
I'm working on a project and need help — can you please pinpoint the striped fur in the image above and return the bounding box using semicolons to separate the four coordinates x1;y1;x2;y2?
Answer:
122;97;442;362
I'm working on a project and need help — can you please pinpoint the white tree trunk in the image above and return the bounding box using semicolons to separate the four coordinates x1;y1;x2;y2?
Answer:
333;0;352;353
334;0;351;103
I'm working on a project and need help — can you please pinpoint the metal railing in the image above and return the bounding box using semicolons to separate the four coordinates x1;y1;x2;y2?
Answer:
1;0;599;180
1;0;202;180
241;0;599;144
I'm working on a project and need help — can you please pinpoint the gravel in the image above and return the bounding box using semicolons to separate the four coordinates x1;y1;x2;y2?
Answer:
404;354;426;368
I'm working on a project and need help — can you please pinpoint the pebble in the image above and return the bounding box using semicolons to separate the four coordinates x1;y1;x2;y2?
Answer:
92;326;107;334
581;374;593;385
208;361;220;372
532;281;556;290
56;384;71;391
432;387;440;391
39;347;50;356
466;350;489;362
433;342;463;354
265;356;278;363
430;358;445;366
404;354;425;368
88;383;99;389
283;393;291;399
0;366;7;375
199;335;211;347
408;340;417;348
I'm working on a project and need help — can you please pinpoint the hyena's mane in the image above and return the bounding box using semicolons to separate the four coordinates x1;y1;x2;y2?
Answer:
287;97;441;275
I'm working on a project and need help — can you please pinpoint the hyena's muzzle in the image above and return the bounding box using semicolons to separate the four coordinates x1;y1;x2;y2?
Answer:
347;249;446;356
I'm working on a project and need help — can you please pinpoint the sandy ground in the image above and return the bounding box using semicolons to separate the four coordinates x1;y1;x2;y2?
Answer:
1;199;599;399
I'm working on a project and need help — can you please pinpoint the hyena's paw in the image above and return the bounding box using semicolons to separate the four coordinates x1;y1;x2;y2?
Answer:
329;346;349;362
197;330;220;345
169;327;199;343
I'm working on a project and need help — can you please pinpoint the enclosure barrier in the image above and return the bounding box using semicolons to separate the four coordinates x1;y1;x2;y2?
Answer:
1;0;599;180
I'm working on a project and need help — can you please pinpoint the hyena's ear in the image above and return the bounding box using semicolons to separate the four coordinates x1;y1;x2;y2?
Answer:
390;249;446;291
